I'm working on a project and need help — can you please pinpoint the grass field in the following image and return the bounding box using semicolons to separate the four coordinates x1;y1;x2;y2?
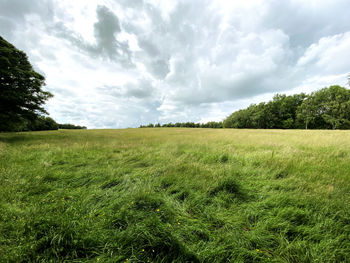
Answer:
0;128;349;263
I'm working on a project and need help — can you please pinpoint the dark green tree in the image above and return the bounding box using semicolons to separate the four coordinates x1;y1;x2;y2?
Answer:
317;86;350;129
223;85;350;130
0;36;53;131
29;116;58;131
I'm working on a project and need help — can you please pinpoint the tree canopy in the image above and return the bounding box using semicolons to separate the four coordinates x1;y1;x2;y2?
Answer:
223;85;350;130
0;36;53;131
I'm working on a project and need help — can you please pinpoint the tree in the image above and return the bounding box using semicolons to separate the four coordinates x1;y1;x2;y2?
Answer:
317;86;350;129
29;116;58;131
0;36;53;131
58;123;87;129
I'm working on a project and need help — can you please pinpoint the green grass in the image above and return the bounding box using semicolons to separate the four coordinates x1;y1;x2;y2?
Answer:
0;128;349;262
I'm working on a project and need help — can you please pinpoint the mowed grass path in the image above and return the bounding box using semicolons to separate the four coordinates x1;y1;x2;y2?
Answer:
0;129;349;262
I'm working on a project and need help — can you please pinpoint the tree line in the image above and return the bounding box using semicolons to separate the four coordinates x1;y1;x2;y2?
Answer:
141;85;350;130
140;121;223;128
224;85;350;130
0;36;86;132
27;116;87;131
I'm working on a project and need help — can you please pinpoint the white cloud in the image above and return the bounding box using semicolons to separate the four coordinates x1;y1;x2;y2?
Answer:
298;32;350;74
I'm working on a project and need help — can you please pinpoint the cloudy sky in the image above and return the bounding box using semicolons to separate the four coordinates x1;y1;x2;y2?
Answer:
1;0;350;128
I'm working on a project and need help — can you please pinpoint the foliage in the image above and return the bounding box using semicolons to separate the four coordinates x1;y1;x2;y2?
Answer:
1;129;349;262
58;123;87;130
224;86;350;129
28;116;59;131
26;117;87;131
140;121;223;129
0;36;53;131
317;86;350;129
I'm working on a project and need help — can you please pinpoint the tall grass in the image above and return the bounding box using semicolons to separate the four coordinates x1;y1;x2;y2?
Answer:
0;129;349;262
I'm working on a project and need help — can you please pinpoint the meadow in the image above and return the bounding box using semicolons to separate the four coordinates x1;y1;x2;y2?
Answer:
0;128;349;263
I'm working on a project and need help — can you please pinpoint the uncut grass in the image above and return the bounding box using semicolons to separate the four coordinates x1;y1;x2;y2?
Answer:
0;129;349;262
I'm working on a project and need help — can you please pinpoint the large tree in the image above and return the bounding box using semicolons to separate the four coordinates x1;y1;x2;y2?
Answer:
317;86;350;129
0;36;53;131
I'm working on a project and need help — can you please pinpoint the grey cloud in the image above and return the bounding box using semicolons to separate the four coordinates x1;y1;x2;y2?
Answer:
94;6;124;59
52;22;86;48
99;78;154;99
87;5;133;66
117;0;144;9
149;59;170;79
47;86;73;97
262;0;350;49
51;5;133;66
0;0;41;18
135;39;170;79
137;38;160;57
0;0;53;40
98;85;122;97
125;80;154;98
168;70;293;106
0;17;15;38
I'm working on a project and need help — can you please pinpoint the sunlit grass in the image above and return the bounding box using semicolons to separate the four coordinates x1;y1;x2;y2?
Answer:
0;128;349;262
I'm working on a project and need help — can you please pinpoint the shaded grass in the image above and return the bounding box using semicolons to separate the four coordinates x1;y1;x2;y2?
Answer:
0;128;350;262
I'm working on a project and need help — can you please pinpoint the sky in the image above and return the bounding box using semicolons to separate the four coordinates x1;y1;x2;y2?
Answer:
1;0;350;128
